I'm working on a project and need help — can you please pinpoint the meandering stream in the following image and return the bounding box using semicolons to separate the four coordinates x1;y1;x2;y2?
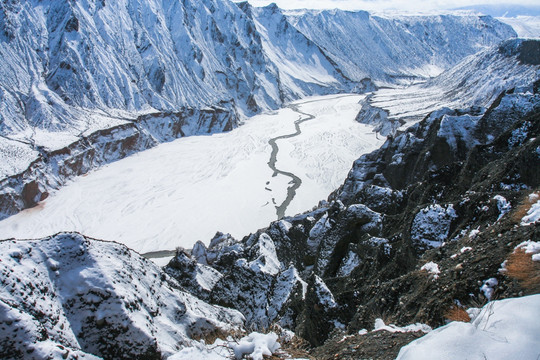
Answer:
267;103;314;219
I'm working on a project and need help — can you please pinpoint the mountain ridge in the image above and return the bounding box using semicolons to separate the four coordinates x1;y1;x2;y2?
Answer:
0;0;517;219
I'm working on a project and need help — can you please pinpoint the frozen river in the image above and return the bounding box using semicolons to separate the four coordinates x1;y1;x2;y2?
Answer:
0;94;384;257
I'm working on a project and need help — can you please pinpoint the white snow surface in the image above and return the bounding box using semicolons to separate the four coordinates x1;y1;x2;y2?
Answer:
498;16;540;38
397;295;540;360
480;277;499;300
494;195;512;221
314;275;337;309
168;332;280;360
521;200;540;225
248;233;281;275
374;319;432;334
0;94;383;254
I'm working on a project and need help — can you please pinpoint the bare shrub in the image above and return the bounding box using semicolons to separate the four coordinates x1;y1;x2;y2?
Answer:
190;327;244;345
506;249;540;293
277;335;314;360
511;191;539;224
444;306;471;322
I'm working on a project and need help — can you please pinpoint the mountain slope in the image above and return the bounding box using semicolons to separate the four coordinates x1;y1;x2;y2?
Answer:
287;10;516;84
0;0;516;219
2;72;538;360
357;38;540;134
162;73;540;349
0;232;244;359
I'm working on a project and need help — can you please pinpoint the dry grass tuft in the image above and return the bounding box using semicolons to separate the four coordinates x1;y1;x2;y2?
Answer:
512;191;540;224
506;249;540;293
444;306;471;322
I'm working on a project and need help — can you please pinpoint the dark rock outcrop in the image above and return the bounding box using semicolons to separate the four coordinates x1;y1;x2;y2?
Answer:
165;85;540;348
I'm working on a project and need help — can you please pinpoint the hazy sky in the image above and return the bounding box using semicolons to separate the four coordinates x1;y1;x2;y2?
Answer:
236;0;539;13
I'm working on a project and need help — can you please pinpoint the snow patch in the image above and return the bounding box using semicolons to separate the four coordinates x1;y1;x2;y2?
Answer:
248;233;282;276
307;213;332;249
314;276;337;309
374;319;432;334
469;229;480;239
493;195;511;221
515;240;540;262
336;251;361;277
420;261;441;280
230;332;280;360
367;236;392;255
168;332;280;360
480;278;498;301
521;200;540;226
437;113;481;151
397;295;540;360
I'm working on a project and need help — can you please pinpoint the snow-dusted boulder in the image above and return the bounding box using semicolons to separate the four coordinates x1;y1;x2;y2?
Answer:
164;249;224;300
411;204;458;249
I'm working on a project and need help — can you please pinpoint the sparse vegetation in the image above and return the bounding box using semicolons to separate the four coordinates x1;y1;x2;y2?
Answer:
511;190;540;224
444;306;471;322
273;335;314;360
505;249;540;293
190;327;245;345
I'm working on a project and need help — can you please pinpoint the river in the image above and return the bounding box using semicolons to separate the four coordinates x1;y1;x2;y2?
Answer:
0;94;384;260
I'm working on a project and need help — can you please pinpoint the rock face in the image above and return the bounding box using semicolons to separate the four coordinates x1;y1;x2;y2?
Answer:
0;0;515;217
0;232;244;360
164;79;540;347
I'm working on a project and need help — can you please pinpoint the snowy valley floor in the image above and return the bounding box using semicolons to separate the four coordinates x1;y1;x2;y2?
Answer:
0;94;383;257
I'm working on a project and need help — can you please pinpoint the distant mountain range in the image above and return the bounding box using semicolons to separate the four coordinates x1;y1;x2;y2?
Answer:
454;4;540;17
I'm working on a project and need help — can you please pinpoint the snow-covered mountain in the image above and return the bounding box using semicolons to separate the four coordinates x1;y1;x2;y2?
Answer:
286;9;516;84
0;0;516;219
3;78;538;359
356;38;540;134
1;1;539;356
498;16;540;38
0;232;244;359
161;75;540;351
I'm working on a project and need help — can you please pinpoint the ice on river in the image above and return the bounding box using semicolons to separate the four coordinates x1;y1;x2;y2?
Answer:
0;94;384;254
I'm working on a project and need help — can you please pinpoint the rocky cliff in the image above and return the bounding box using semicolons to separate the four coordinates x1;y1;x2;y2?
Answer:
163;80;540;350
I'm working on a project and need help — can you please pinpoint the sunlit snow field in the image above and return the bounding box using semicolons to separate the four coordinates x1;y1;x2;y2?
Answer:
0;94;383;255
